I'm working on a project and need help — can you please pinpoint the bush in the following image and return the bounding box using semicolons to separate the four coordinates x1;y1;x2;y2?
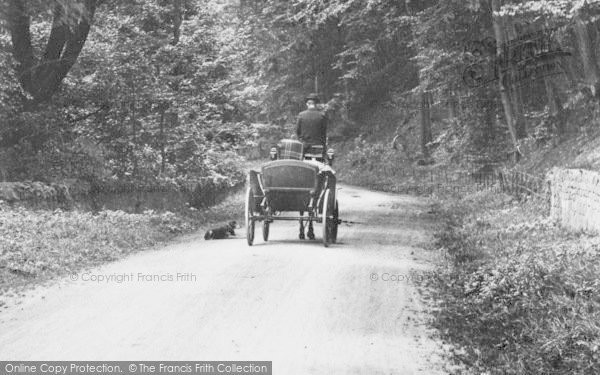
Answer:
335;138;410;186
427;191;600;374
0;188;245;303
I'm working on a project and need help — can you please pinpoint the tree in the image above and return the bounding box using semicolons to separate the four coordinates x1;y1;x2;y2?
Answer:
6;0;100;103
420;91;433;156
574;3;600;100
235;0;418;134
492;0;520;158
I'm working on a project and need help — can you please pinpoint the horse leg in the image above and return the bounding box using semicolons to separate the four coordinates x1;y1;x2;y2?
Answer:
307;216;315;240
299;211;305;240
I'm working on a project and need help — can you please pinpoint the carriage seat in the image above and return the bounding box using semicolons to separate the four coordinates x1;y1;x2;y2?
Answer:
261;160;320;194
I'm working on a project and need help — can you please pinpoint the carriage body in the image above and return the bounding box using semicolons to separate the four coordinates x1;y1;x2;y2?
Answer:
261;160;320;212
245;140;338;247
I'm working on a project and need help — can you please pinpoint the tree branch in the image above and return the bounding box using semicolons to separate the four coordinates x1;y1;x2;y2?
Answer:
7;0;35;94
42;3;68;63
68;103;110;123
8;0;98;102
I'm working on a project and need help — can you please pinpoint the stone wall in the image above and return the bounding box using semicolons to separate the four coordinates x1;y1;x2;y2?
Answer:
0;178;243;213
548;167;600;233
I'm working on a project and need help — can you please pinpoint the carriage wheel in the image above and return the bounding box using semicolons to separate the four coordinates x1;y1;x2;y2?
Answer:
321;189;332;247
245;187;255;246
263;221;270;241
331;200;339;244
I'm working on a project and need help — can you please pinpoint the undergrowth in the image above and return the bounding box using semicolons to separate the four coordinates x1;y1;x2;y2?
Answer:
427;190;600;374
0;188;244;306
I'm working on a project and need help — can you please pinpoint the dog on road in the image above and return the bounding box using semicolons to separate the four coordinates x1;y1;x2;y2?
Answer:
204;221;237;240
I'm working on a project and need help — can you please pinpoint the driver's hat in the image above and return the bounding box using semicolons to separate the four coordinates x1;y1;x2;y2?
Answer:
305;93;320;103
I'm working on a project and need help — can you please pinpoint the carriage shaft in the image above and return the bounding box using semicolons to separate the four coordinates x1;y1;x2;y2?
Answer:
253;216;323;222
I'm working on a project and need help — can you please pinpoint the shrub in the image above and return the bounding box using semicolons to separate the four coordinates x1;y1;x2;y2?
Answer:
428;191;600;374
0;188;245;302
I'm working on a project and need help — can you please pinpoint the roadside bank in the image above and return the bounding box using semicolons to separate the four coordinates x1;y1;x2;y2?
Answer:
426;190;600;374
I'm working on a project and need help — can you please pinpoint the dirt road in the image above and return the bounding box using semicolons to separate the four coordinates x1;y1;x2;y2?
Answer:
0;186;447;374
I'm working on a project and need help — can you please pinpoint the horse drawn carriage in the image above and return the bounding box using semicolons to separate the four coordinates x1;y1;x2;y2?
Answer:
245;139;339;247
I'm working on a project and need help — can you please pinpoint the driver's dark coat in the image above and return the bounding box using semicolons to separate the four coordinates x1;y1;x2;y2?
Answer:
296;108;327;146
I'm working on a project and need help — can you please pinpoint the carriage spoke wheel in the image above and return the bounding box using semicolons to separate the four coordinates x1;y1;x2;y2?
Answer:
245;187;255;246
263;221;270;241
322;189;332;247
331;200;339;244
263;208;270;241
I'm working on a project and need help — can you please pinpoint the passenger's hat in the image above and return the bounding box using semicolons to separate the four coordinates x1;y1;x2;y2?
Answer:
305;93;320;103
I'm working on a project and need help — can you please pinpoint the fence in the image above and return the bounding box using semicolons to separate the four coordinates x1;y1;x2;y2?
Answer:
369;164;600;234
369;165;549;205
498;169;548;201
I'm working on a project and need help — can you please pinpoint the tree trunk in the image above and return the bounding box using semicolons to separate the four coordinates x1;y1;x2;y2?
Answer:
512;85;527;138
506;18;527;139
491;0;520;159
172;0;183;45
7;0;35;95
574;11;600;99
483;91;495;147
544;78;560;116
420;91;432;156
130;77;138;178
544;77;565;135
131;98;138;178
7;0;97;102
159;109;166;175
448;90;459;119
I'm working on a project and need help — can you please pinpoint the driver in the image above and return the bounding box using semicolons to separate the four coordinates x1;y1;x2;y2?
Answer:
296;93;328;159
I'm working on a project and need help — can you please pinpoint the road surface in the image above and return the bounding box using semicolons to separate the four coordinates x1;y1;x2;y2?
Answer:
0;185;448;374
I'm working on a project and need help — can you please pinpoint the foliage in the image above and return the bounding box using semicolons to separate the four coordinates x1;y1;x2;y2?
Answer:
0;186;245;303
3;3;600;372
428;191;600;374
0;203;192;294
335;138;411;188
3;0;600;183
4;0;100;102
0;1;253;189
234;0;417;130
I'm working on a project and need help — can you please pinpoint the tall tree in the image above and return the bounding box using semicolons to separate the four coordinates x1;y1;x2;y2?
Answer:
574;4;600;100
491;0;520;158
6;0;99;102
420;90;433;156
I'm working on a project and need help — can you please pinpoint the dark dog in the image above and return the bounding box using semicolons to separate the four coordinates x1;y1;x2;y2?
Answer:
204;221;237;240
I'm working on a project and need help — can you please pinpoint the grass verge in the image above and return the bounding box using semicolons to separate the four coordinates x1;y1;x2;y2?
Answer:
0;187;244;307
426;190;600;374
